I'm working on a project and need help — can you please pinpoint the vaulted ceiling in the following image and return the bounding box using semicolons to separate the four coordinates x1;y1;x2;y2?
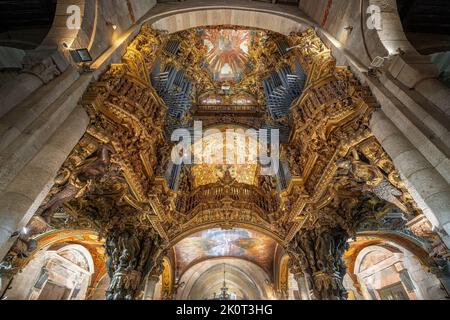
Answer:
397;0;450;35
174;228;278;276
0;0;57;49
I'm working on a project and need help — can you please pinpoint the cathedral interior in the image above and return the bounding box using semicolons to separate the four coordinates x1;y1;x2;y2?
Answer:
0;0;450;301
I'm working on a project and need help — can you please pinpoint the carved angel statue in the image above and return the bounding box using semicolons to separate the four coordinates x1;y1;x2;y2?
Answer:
39;144;115;222
285;146;303;176
336;158;409;213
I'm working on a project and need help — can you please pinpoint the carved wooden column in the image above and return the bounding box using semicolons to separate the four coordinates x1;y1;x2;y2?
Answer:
105;228;166;300
288;226;349;300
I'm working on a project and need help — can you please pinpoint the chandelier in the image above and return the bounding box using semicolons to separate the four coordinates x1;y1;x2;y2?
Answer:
214;264;231;300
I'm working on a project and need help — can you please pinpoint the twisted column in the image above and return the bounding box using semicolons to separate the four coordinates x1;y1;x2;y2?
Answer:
105;228;166;300
288;226;349;300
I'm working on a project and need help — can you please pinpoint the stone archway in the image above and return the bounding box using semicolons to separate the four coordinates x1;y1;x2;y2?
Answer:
4;242;95;300
352;243;446;300
0;229;105;300
369;0;417;55
167;226;282;300
147;7;312;36
345;234;449;300
368;0;450;106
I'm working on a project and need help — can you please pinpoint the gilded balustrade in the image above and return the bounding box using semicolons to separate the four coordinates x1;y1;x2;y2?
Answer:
176;178;279;215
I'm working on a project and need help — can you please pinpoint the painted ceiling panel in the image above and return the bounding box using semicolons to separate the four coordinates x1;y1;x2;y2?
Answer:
175;228;277;275
202;29;253;82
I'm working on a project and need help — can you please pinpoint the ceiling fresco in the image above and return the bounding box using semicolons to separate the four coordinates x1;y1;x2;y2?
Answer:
201;28;253;82
175;228;277;274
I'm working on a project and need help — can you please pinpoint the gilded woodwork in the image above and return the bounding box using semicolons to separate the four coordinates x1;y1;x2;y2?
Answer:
277;255;290;299
3;25;447;301
23;26;427;249
161;257;174;300
279;29;434;299
34;27;172;240
282;30;423;240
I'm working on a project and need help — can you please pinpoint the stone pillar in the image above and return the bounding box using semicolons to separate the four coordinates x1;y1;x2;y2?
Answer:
293;272;311;300
0;106;89;261
288;226;349;300
370;109;450;248
0;49;68;118
143;274;161;300
429;262;450;298
105;228;165;300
